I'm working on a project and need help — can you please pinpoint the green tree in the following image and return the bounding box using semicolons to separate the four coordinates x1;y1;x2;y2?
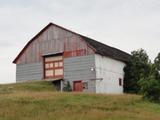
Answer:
153;53;160;80
124;49;151;93
138;52;160;102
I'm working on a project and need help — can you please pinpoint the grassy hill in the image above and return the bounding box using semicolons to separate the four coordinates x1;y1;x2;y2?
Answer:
0;81;160;120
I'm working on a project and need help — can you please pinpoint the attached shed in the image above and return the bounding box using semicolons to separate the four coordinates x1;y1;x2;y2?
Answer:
13;23;130;94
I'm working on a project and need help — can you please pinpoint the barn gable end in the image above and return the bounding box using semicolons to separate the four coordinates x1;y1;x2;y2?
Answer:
13;23;95;64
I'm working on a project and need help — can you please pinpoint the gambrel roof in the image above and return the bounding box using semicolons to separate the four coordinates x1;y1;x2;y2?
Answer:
13;23;130;63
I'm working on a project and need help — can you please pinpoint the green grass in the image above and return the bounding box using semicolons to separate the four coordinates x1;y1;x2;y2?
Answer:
0;81;160;120
0;81;55;93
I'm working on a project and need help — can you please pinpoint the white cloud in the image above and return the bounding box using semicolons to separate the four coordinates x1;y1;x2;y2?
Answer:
0;0;160;83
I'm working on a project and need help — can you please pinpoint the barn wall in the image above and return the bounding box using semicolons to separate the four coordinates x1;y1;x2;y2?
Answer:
95;54;126;94
64;55;96;92
16;62;43;82
16;25;94;64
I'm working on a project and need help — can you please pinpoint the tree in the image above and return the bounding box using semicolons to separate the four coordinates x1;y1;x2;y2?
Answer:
137;52;160;103
153;53;160;80
124;50;160;102
124;49;151;93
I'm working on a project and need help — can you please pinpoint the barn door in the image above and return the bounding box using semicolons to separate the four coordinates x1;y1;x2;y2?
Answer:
73;81;83;92
44;55;63;79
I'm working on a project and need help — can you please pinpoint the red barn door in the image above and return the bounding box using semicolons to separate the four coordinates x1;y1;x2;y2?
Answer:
73;81;83;92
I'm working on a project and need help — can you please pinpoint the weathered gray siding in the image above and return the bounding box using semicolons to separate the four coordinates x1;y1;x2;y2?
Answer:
64;55;96;92
95;54;125;94
16;62;43;82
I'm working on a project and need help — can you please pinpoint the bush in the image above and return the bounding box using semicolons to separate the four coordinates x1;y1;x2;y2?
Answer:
138;76;160;103
63;81;72;92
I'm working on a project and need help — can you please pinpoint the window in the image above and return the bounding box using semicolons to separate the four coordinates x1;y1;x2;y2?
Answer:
50;63;53;68
45;70;54;76
59;62;63;67
55;69;63;76
45;64;49;69
54;62;63;67
45;56;63;62
119;78;122;86
54;62;59;67
83;82;88;89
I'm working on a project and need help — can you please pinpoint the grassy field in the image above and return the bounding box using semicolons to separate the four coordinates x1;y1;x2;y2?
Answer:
0;81;160;120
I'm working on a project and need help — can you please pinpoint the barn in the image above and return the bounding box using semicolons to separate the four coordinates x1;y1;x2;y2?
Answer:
13;23;130;94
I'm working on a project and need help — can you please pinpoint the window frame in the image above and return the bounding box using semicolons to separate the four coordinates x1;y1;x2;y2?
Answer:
83;82;88;89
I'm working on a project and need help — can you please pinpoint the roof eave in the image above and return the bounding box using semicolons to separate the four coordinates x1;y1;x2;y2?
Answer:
13;23;53;64
95;51;130;63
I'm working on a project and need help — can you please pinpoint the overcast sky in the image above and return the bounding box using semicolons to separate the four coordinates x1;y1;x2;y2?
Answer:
0;0;160;84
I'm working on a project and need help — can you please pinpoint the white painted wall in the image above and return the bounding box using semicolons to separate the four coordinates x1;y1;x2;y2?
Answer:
95;54;126;94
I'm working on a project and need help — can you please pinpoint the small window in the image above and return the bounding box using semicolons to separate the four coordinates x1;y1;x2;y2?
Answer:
45;64;49;69
119;78;122;86
59;62;63;67
45;70;54;77
50;63;54;68
55;69;63;76
54;62;59;67
83;82;88;89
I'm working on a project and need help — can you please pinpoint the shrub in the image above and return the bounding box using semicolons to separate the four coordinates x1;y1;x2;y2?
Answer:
63;81;72;92
138;76;160;103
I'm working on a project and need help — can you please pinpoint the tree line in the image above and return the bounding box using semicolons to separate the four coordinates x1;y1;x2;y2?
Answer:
124;49;160;103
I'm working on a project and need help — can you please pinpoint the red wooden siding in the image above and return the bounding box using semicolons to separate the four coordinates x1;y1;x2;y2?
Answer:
16;25;95;64
63;49;87;58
